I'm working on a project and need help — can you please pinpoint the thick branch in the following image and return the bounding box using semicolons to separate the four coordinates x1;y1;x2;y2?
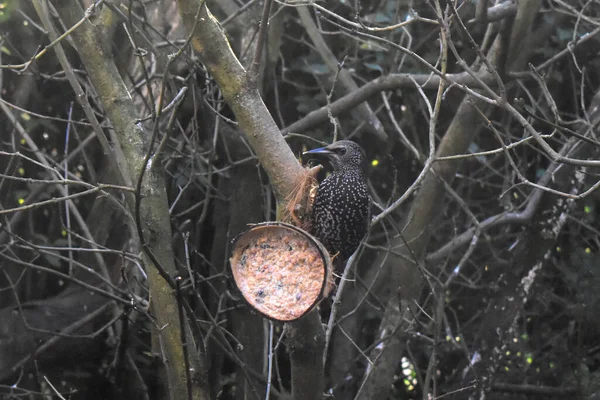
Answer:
177;0;304;203
297;6;387;142
466;88;600;398
176;1;326;398
281;72;495;135
48;1;209;399
356;1;543;397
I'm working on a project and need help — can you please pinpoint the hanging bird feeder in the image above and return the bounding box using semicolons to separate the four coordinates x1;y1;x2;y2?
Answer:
229;222;333;321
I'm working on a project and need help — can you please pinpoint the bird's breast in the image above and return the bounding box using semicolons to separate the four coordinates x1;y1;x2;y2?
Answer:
311;171;370;258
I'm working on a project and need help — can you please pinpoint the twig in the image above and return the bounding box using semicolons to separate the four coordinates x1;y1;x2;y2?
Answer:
249;0;273;83
1;0;106;71
265;321;274;400
176;278;194;400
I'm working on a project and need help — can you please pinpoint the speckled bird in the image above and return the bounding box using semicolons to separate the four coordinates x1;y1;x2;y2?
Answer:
304;140;370;261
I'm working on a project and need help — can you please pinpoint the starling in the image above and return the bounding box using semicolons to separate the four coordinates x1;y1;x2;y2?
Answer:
304;140;370;261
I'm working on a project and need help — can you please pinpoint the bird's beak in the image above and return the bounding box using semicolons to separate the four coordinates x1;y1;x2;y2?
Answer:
303;146;333;155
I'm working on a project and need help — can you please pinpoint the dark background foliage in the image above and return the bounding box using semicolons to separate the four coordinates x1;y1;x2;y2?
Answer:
0;0;599;399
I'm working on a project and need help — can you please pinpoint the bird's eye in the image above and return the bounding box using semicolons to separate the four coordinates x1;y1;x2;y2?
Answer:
337;148;347;156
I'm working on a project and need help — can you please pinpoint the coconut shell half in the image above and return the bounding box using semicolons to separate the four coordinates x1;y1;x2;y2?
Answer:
229;222;332;321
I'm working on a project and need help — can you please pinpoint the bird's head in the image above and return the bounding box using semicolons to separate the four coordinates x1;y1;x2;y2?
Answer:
303;140;366;171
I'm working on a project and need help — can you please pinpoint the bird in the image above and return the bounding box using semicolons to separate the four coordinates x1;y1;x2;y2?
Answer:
303;140;371;262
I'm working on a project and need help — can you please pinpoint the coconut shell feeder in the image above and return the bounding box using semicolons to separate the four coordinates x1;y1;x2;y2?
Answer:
229;222;333;321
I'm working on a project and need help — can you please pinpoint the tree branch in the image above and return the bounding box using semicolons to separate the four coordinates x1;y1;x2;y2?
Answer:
297;5;387;142
356;1;544;397
176;1;326;398
46;0;209;398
